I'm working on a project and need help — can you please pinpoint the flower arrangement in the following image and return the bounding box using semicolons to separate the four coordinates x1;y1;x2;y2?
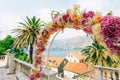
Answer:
101;15;120;53
30;4;120;80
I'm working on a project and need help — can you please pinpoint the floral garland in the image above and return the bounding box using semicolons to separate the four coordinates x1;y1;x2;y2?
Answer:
29;4;120;80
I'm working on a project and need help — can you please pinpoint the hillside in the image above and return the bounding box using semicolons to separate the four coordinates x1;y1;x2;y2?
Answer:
46;35;93;50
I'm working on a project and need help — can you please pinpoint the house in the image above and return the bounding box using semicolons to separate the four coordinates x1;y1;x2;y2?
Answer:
65;52;85;63
63;62;93;78
42;52;88;79
42;57;64;72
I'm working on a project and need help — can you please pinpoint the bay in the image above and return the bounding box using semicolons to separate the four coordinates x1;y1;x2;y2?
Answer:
42;49;82;57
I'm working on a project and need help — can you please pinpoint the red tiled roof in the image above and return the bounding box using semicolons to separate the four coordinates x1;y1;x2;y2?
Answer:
63;62;93;74
42;57;64;68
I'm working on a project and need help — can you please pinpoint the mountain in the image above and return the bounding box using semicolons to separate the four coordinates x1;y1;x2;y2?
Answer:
46;35;93;50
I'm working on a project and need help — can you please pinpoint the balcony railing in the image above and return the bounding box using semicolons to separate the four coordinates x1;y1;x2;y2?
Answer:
95;66;120;80
72;66;120;80
0;55;6;60
4;54;120;80
13;58;57;80
14;58;32;76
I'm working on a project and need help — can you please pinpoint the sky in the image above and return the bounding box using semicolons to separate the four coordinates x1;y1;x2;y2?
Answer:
0;0;120;40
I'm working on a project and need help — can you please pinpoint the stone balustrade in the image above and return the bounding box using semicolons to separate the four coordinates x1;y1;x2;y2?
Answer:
4;55;120;80
13;58;57;80
72;66;120;80
95;66;120;80
14;58;32;76
0;55;6;60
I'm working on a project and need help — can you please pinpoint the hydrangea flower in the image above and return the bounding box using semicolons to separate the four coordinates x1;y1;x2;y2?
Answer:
83;11;95;18
101;15;120;53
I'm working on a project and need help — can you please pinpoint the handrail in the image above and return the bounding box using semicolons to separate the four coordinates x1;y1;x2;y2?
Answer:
14;58;57;79
14;58;32;67
14;58;32;76
95;65;119;71
0;55;6;60
95;66;120;80
72;66;120;80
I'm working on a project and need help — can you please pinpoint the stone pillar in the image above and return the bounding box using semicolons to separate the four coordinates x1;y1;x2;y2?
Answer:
7;54;15;74
94;66;102;80
118;70;120;80
5;53;9;68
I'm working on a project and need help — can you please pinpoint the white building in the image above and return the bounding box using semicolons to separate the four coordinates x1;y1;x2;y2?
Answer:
65;52;85;63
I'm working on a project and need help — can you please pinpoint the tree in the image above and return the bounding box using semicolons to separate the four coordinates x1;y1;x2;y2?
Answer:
82;39;120;80
81;39;118;67
12;16;45;63
0;35;14;55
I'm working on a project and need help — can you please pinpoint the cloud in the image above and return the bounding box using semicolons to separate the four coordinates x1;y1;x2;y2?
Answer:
77;0;111;12
0;12;27;39
76;0;120;16
113;9;120;16
35;8;52;22
1;0;119;40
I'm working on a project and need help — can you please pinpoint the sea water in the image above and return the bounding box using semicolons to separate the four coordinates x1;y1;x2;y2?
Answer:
42;49;82;57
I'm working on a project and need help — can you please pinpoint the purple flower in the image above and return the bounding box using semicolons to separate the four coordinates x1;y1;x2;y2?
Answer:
35;72;42;78
83;26;92;34
39;66;42;71
62;14;70;22
29;74;35;80
81;19;87;27
101;15;120;53
36;57;42;64
83;11;95;18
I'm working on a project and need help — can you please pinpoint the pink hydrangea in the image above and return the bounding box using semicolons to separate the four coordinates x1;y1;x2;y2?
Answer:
81;11;95;34
83;11;95;18
29;74;35;80
35;72;42;78
83;27;92;34
101;15;120;53
62;14;70;22
35;56;42;64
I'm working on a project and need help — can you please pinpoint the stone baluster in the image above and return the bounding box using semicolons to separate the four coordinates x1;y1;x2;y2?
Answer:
94;66;102;80
118;70;120;80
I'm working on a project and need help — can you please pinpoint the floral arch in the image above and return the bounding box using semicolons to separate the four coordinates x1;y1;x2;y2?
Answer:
30;4;120;80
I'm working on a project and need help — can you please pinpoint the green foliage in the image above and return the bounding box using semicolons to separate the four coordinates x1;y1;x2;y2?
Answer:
17;53;29;62
13;49;29;62
0;47;6;55
12;16;45;49
0;35;14;55
12;16;45;63
51;11;60;20
13;48;29;62
82;39;119;67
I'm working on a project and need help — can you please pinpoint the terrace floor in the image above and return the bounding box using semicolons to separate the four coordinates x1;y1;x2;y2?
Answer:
0;61;17;80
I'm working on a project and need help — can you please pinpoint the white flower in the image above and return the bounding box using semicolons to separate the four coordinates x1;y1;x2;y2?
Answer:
73;4;80;10
92;23;101;35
